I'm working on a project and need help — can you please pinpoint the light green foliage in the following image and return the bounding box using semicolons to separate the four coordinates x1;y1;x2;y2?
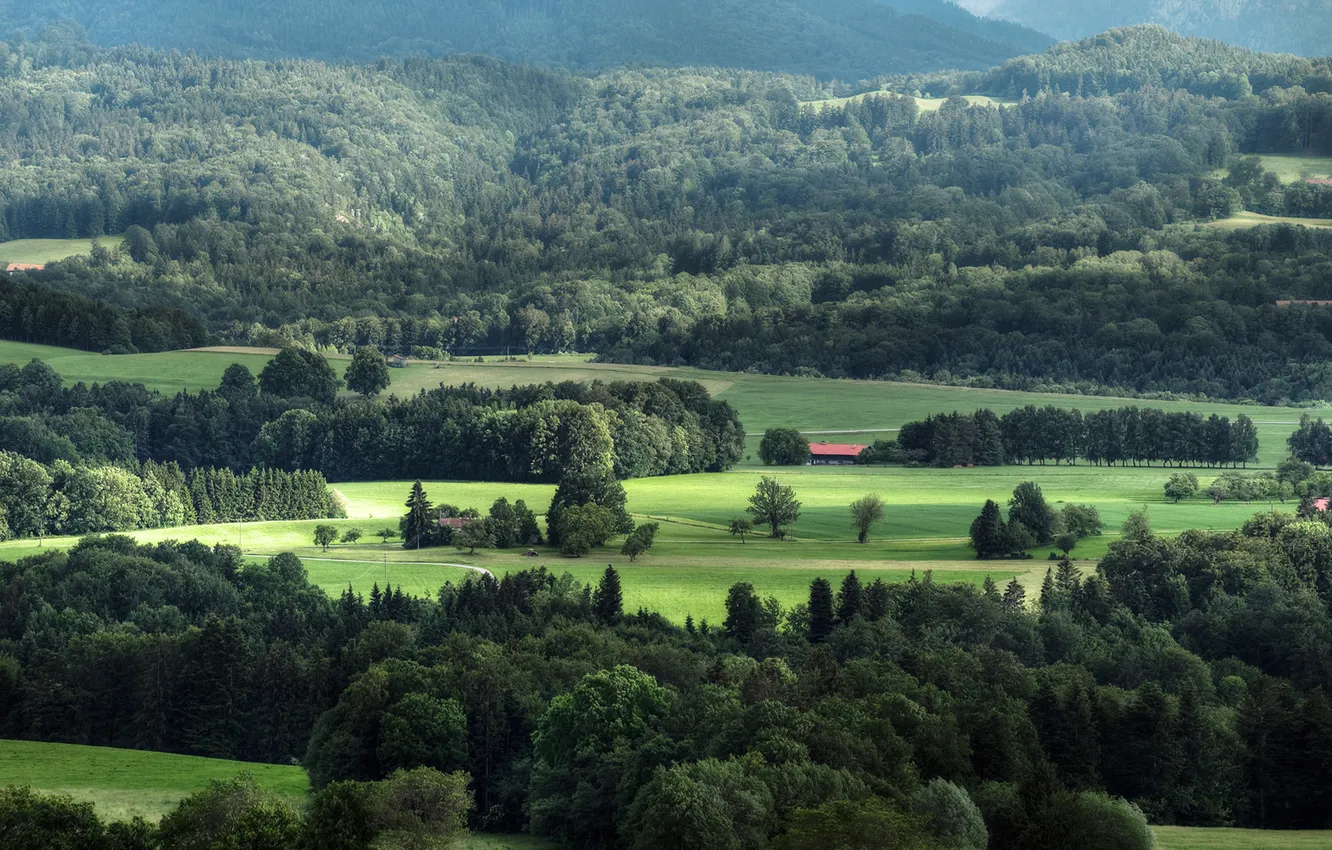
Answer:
154;774;303;850
370;768;472;850
621;522;660;561
454;521;496;554
314;523;339;551
850;494;885;544
759;428;810;466
341;527;363;544
624;759;775;850
749;476;801;538
1165;472;1201;503
911;779;987;850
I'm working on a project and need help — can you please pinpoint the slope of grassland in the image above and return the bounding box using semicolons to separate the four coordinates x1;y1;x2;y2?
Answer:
0;234;125;266
1214;153;1332;184
1206;210;1332;231
1155;826;1332;850
0;739;307;822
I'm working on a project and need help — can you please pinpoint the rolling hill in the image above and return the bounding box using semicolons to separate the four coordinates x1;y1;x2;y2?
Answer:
0;0;1050;79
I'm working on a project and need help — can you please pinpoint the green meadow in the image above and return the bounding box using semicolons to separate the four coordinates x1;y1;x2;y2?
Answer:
1214;153;1332;184
0;234;126;266
802;91;1016;111
0;739;307;822
1154;826;1332;850
1206;210;1332;231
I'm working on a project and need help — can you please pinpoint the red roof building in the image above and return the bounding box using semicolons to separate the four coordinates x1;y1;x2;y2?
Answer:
5;263;44;272
438;516;476;529
808;442;867;465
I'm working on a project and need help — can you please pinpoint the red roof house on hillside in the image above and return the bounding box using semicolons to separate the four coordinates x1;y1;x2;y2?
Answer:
808;442;867;465
5;263;44;272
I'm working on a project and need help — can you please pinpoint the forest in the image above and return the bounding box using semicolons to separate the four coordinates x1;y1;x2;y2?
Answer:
9;504;1332;847
3;28;1332;399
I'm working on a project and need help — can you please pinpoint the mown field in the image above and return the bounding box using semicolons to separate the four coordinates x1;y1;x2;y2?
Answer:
1214;153;1332;184
0;234;125;266
0;739;307;822
1206;210;1332;231
1155;826;1332;850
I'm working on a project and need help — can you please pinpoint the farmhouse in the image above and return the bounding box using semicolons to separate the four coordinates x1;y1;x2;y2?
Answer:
5;263;44;272
390;354;409;368
808;441;867;465
438;516;475;529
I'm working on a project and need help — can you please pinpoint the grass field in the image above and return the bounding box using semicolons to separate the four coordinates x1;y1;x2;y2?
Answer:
1206;210;1332;231
1214;153;1332;184
1155;826;1332;849
0;234;125;266
0;739;307;822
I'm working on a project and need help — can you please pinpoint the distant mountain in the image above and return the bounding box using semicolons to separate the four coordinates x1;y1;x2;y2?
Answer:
967;0;1332;56
0;0;1045;79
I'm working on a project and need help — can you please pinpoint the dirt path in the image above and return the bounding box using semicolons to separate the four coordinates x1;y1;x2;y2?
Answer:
245;553;494;578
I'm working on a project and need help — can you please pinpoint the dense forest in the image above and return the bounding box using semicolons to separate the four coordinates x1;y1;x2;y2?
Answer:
5;28;1332;399
10;506;1332;846
0;0;1049;78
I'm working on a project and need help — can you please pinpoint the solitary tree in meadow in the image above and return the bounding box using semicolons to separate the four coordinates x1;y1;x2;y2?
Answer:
341;527;363;544
314;524;339;551
748;476;801;538
850;494;884;543
377;527;396;544
728;517;753;543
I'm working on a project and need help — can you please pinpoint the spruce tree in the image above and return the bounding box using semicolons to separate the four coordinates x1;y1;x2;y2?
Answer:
1039;568;1057;612
969;499;1008;560
864;579;890;621
402;481;433;549
1009;482;1055;545
808;577;835;643
1002;578;1026;612
982;575;999;599
593;565;623;624
837;570;863;624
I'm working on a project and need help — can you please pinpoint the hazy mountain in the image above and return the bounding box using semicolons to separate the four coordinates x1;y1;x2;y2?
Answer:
0;0;1047;79
965;0;1332;56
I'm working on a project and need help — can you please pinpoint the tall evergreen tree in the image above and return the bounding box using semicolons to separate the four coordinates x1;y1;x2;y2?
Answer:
970;499;1008;560
808;577;835;644
593;565;623;625
401;481;433;549
1009;481;1055;545
837;570;863;624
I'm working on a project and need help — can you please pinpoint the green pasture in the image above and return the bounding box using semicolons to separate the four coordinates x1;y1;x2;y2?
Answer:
1205;210;1332;231
0;234;125;267
1214;153;1332;184
0;739;307;822
1155;826;1332;849
0;465;1287;623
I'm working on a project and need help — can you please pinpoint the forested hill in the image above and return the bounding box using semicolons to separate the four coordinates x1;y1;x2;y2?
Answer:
978;0;1332;57
0;0;1050;79
10;28;1332;401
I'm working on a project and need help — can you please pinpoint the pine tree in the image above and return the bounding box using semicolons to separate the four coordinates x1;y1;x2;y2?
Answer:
837;570;863;624
808;577;835;643
593;565;623;624
369;583;384;619
402;481;433;549
1002;578;1026;612
864;578;890;621
982;575;999;599
1039;568;1057;612
969;499;1008;560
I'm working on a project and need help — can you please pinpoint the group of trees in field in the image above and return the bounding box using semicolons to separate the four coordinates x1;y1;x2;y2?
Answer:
969;482;1104;558
10;498;1332;848
897;406;1259;468
0;450;342;540
0;357;744;483
397;482;544;553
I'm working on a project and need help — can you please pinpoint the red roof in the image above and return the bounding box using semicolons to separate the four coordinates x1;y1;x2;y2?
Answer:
5;263;44;272
808;442;868;457
1316;498;1329;513
438;517;475;528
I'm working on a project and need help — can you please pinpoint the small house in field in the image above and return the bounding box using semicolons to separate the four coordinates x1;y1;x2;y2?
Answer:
808;442;868;465
5;263;44;272
390;354;409;368
438;516;475;529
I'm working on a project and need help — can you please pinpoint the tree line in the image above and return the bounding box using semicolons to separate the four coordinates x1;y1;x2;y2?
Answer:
0;356;744;482
0;450;343;540
895;405;1259;468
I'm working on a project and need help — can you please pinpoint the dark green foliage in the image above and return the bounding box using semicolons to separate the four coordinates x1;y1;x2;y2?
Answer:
759;428;810;466
593;566;624;624
624;758;776;850
621;522;660;562
258;347;342;404
837;571;863;624
769;798;944;850
156;775;303;850
1009;482;1054;546
723;582;764;644
0;785;113;850
314;524;338;551
344;347;390;398
969;500;1010;560
808;578;835;643
400;482;433;550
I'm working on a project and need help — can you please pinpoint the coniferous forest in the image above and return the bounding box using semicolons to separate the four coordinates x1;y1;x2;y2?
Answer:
8;9;1332;850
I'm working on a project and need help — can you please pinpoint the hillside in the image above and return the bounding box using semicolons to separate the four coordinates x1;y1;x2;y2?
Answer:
972;0;1332;56
0;0;1046;79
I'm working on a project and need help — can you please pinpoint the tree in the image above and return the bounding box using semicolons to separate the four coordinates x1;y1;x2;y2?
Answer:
1122;508;1152;542
748;476;801;538
593;565;623;624
341;527;363;544
1002;577;1026;611
621;522;659;562
156;775;303;850
759;428;810;466
1009;482;1054;545
912;779;987;850
723;582;763;644
376;528;396;544
557;503;617;557
624;759;776;850
850;494;885;544
1059;503;1103;539
808;577;835;643
346;346;391;397
1055;532;1079;556
770;799;942;850
401;482;433;550
969;500;1008;560
453;521;495;554
370;768;472;850
728;517;753;543
837;570;863;623
1165;472;1200;503
315;524;339;551
259;346;342;403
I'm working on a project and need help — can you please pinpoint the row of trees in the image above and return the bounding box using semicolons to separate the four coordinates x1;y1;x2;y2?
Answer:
0;450;342;540
898;406;1260;468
